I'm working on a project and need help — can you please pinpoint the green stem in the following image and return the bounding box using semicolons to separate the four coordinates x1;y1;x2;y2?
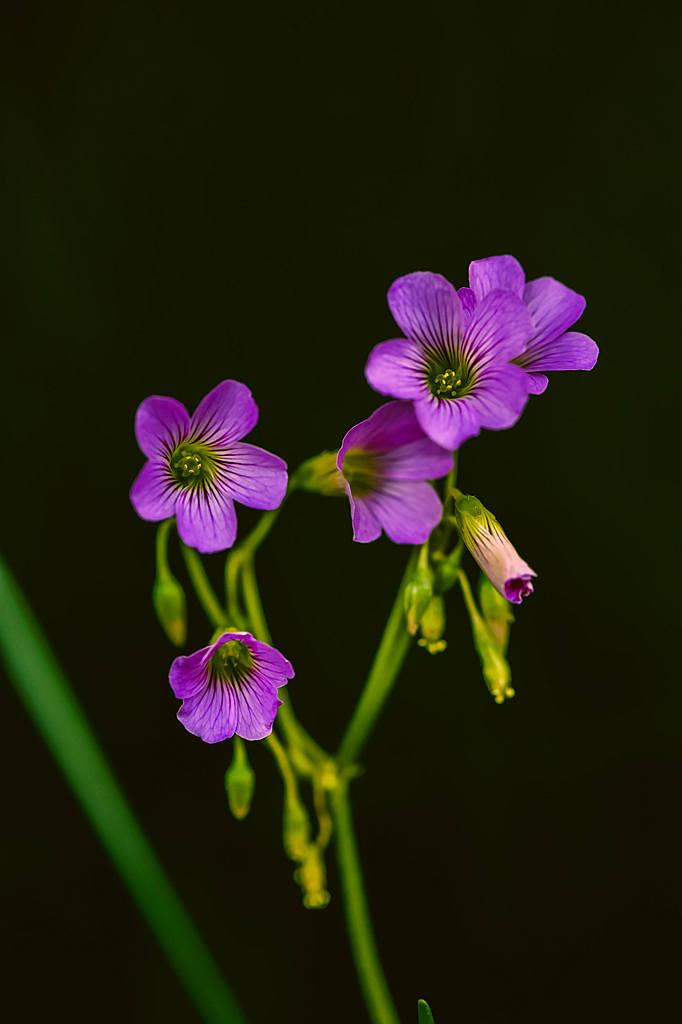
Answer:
181;543;226;630
155;518;174;579
240;557;328;764
0;554;247;1024
331;786;400;1024
336;553;416;767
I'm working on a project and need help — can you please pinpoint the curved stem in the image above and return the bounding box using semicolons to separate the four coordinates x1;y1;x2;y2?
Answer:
240;556;328;764
330;786;400;1024
180;543;226;630
0;554;247;1024
336;553;416;767
155;518;174;579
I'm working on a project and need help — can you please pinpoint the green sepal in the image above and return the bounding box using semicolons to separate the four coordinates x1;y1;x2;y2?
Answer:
433;542;464;594
293;451;345;496
417;998;435;1023
403;566;433;635
478;574;514;654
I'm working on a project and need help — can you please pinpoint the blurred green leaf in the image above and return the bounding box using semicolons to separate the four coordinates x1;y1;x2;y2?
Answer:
418;998;435;1023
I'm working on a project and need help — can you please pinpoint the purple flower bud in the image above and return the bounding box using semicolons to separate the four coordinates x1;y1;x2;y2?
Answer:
454;494;536;604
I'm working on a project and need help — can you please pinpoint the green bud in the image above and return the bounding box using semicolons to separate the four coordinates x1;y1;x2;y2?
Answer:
224;742;256;820
459;570;515;703
478;574;514;653
152;572;187;647
293;451;346;497
417;595;447;654
404;566;433;635
283;794;312;862
293;845;331;909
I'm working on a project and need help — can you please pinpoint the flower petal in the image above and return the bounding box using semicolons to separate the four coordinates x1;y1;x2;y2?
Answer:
527;372;549;394
169;644;214;699
522;277;586;347
348;490;383;543
387;272;465;348
413;364;530;449
190;380;259;446
457;287;477;321
177;681;240;743
364;339;426;399
462;290;533;368
234;672;283;741
221;443;288;510
366;480;443;544
135;396;190;459
130;460;179;521
469;255;525;301
337;401;453;479
414;395;484;450
518;329;599;374
175;486;237;552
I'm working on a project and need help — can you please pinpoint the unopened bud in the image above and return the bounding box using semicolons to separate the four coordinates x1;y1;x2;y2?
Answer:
459;571;515;703
417;595;447;654
152;572;187;646
294;451;346;497
454;493;536;604
478;575;514;653
224;743;256;819
294;845;331;909
283;795;312;862
404;566;433;635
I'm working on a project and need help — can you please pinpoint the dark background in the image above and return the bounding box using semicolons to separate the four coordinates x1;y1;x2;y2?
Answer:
1;2;679;1022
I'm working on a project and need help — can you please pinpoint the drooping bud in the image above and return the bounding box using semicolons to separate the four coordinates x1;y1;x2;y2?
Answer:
459;571;515;703
283;793;313;862
478;575;514;653
417;595;447;654
293;451;346;497
403;544;433;635
224;739;256;819
152;572;187;646
294;845;331;909
454;494;536;604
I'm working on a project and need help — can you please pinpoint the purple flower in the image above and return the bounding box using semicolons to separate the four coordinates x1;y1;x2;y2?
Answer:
130;380;287;553
337;400;453;544
466;255;599;394
365;272;534;450
454;493;536;604
169;631;294;742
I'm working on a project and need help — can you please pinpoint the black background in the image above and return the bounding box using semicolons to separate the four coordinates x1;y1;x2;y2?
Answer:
1;2;679;1022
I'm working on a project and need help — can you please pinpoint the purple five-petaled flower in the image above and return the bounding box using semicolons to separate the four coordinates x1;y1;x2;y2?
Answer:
130;380;287;553
169;631;294;742
337;400;454;544
365;272;534;451
462;255;599;394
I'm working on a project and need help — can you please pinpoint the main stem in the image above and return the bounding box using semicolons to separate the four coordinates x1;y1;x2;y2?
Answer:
331;786;401;1024
336;552;416;767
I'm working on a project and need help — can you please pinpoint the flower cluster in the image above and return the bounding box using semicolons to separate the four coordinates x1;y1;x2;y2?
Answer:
337;253;597;543
131;252;597;743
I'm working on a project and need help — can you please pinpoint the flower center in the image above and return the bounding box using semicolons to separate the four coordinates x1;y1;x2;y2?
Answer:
170;442;219;488
210;640;254;683
342;448;378;498
427;360;472;399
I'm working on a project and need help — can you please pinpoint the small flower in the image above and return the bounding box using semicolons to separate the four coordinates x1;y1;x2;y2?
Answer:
337;401;454;544
365;271;534;450
466;255;599;394
169;631;294;742
130;380;287;552
454;493;536;604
